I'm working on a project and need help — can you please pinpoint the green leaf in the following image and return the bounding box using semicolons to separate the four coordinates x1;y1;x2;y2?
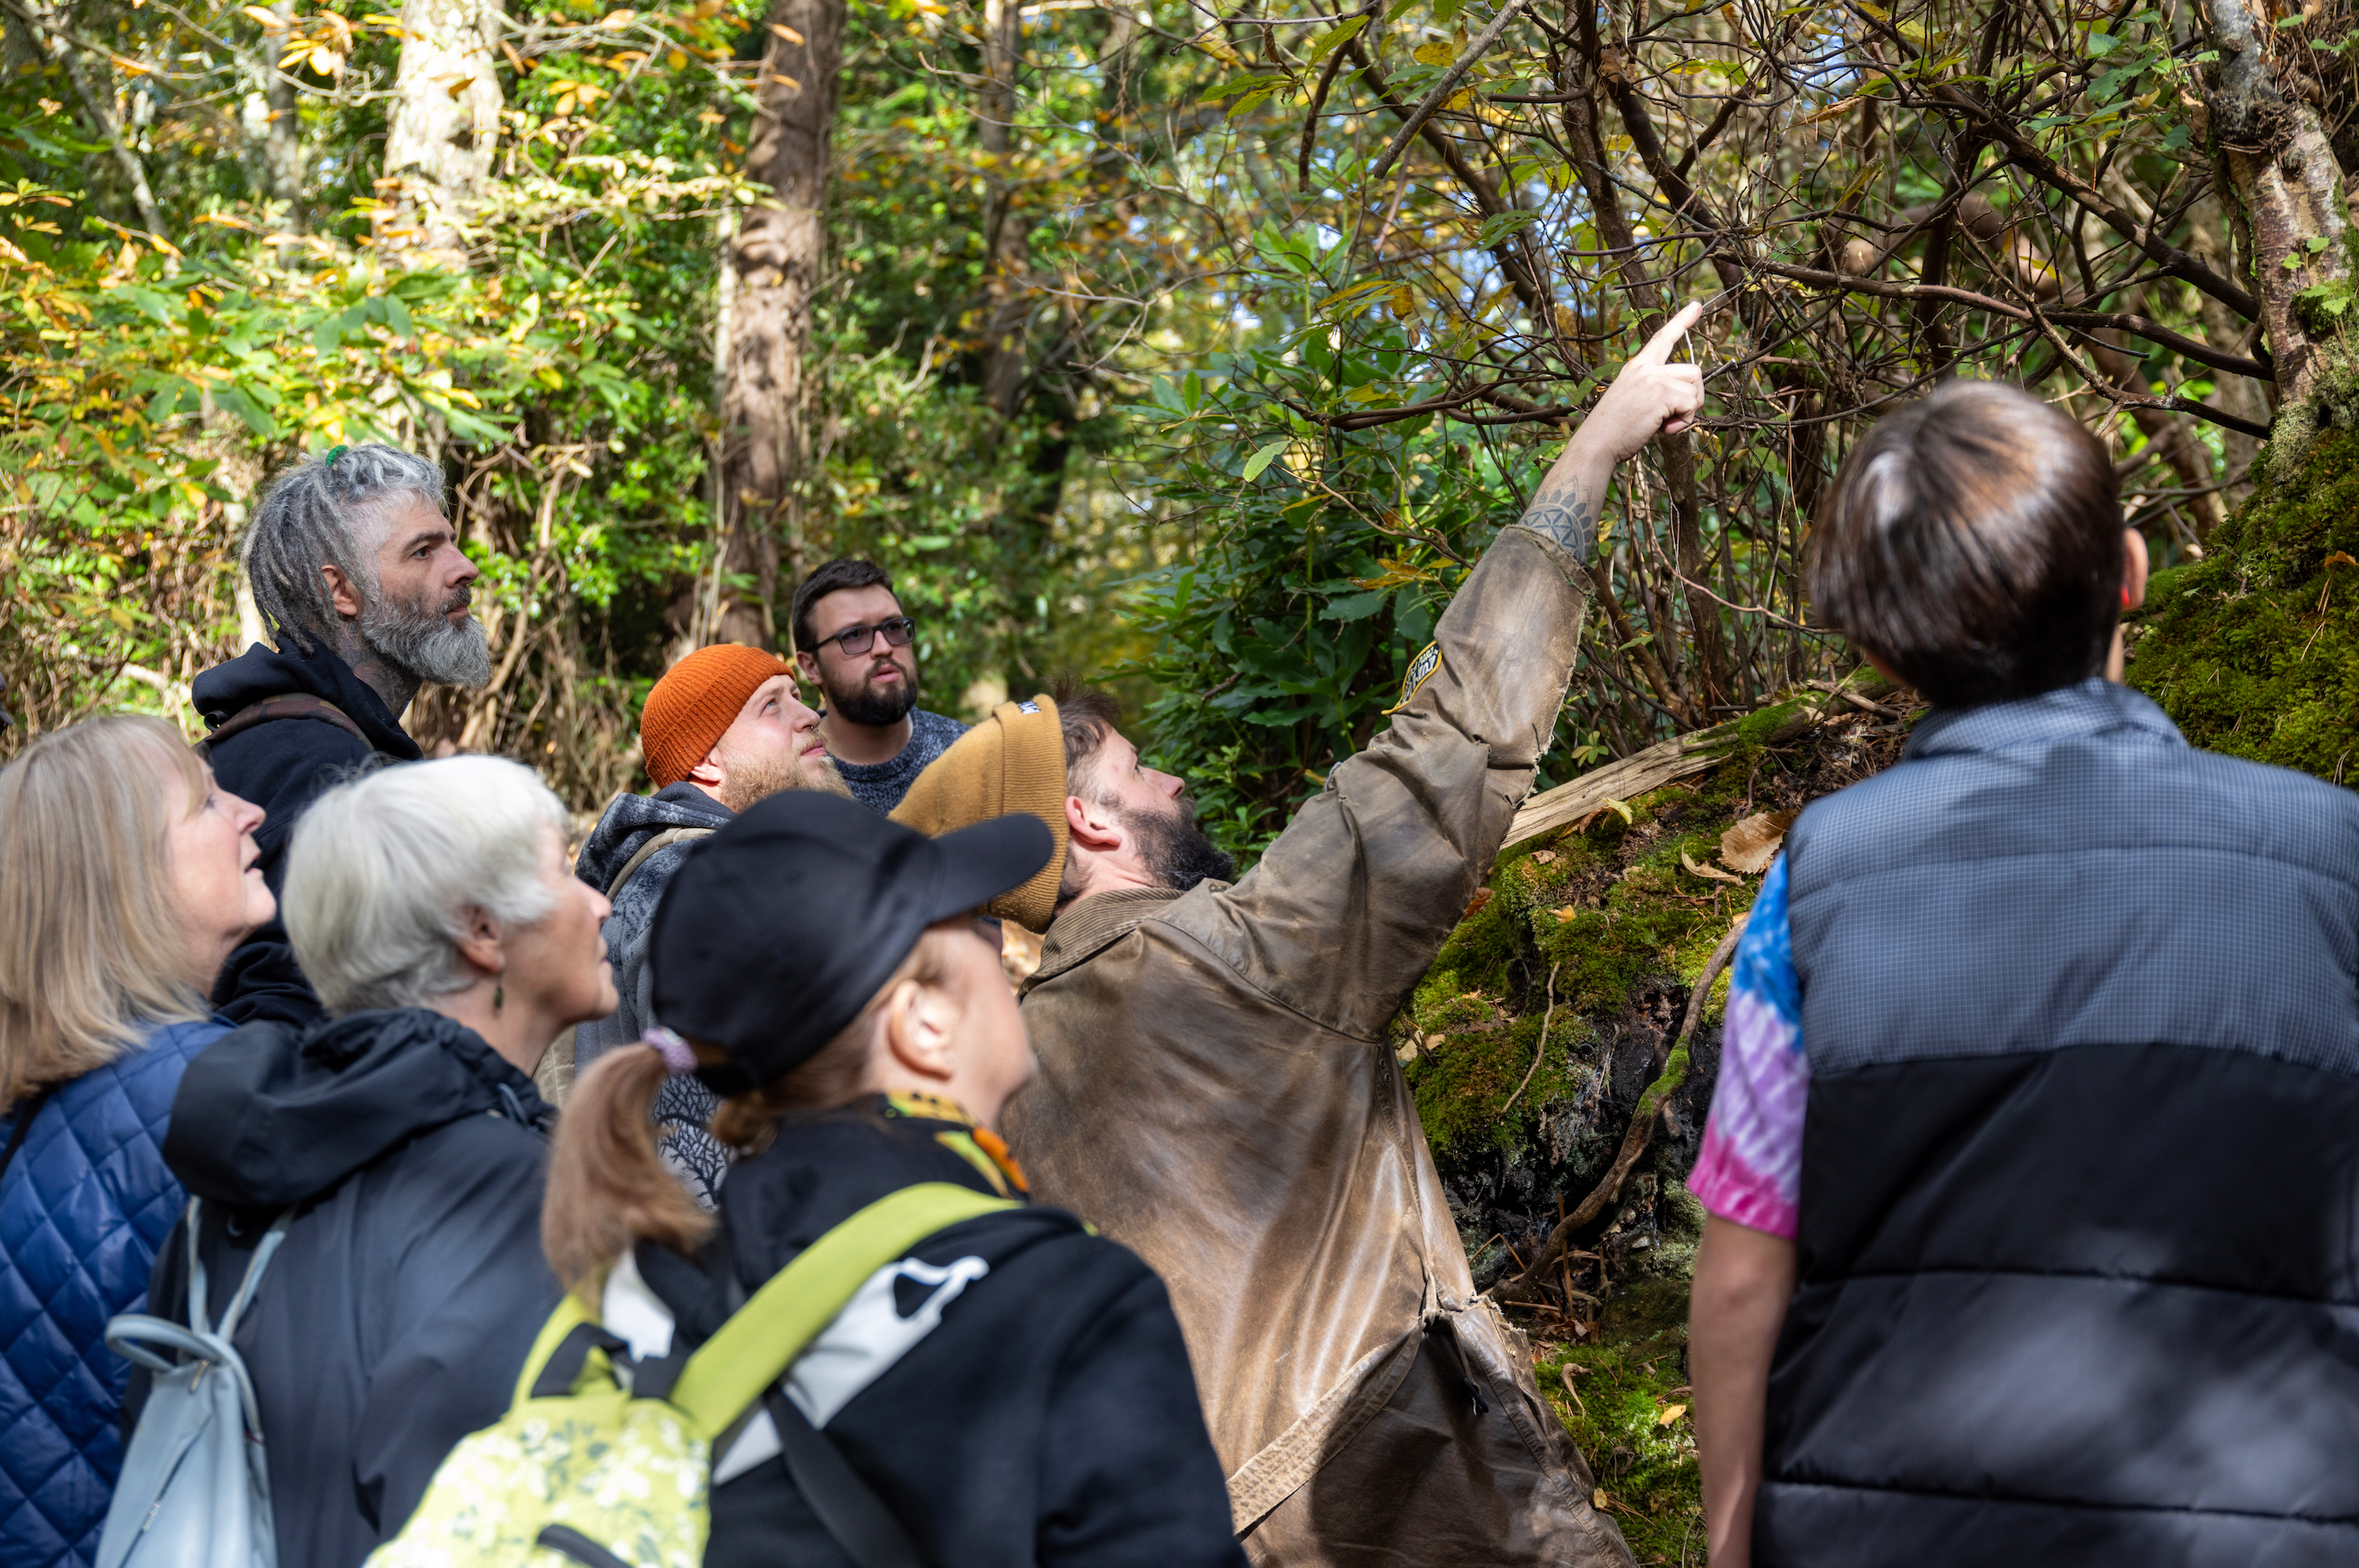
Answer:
1322;587;1391;621
1241;438;1292;480
1302;14;1368;66
1475;210;1541;248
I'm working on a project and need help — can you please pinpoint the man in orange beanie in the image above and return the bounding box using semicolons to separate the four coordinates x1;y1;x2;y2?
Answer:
568;642;851;1200
890;309;1707;1568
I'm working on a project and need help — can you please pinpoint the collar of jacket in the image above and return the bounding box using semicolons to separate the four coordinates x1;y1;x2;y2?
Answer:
1027;885;1190;991
1902;676;2186;764
191;634;419;759
883;1091;1028;1194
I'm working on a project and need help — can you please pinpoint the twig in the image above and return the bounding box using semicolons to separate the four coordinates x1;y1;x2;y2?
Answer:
1501;960;1562;1116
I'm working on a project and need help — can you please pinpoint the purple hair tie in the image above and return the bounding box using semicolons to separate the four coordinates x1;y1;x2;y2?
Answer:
643;1027;697;1076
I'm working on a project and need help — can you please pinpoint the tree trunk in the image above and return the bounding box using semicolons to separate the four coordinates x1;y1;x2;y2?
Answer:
382;0;502;265
2183;194;2269;495
2201;0;2354;405
978;0;1029;419
715;0;845;652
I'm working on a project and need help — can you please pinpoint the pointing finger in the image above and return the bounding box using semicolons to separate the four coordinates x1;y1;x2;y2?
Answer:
1630;300;1706;367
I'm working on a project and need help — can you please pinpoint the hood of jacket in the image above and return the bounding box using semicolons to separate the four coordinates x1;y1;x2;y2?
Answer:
163;1008;550;1208
190;637;419;760
574;782;733;894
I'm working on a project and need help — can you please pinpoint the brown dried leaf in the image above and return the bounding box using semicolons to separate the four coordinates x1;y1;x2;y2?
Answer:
1532;849;1557;864
1719;809;1798;876
1681;850;1741;884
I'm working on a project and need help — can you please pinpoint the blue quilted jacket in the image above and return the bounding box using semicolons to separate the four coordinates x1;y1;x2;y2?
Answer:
0;1019;228;1568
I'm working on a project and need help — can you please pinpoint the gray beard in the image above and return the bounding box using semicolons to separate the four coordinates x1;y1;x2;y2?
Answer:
361;595;492;689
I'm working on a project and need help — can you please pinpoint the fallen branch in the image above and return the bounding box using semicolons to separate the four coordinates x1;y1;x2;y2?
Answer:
1492;914;1748;1305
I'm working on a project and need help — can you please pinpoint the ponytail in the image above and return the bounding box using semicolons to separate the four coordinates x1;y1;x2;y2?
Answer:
541;926;970;1299
542;1046;710;1299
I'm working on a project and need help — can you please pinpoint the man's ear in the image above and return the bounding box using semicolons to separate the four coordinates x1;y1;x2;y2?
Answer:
882;978;959;1084
1066;792;1123;854
793;649;822;686
686;743;727;793
320;562;364;621
454;905;504;979
2122;526;2149;612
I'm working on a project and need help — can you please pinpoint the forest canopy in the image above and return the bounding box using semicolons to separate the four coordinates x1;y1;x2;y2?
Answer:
0;0;2349;855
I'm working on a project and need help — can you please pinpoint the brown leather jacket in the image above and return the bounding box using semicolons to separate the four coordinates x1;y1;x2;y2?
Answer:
1007;526;1634;1566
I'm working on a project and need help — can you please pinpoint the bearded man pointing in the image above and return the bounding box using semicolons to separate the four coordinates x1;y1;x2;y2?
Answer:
896;306;1706;1566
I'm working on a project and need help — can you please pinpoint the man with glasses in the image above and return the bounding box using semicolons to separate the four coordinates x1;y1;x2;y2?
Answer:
790;559;970;813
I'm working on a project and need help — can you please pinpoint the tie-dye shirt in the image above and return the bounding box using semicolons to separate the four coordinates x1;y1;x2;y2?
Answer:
1687;854;1809;1239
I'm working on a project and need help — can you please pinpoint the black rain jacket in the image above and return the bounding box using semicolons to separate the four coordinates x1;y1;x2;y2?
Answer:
191;638;420;1027
627;1096;1248;1568
140;1008;561;1568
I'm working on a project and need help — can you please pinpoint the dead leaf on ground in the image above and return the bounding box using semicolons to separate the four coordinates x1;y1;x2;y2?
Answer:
1462;888;1494;920
1719;808;1798;875
1552;905;1581;923
1532;849;1557;864
1681;850;1741;884
1657;1402;1688;1426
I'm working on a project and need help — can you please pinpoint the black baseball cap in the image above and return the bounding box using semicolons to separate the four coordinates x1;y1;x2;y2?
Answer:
647;791;1052;1095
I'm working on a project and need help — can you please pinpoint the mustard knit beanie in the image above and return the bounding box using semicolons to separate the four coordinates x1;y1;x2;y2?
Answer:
891;694;1067;931
641;642;792;789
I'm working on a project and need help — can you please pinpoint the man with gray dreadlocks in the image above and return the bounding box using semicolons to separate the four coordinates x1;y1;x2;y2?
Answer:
192;442;493;1026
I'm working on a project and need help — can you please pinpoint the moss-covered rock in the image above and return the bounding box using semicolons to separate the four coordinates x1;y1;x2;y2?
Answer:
2128;426;2359;780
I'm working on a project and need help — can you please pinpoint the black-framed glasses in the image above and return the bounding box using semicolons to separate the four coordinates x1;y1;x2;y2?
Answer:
817;616;916;657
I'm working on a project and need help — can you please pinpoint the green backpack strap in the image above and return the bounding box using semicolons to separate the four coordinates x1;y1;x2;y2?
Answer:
670;1182;1016;1435
513;1289;597;1406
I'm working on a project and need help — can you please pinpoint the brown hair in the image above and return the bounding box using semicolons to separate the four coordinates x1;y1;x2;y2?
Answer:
542;926;964;1297
0;717;212;1105
1806;380;2122;707
1048;677;1122;799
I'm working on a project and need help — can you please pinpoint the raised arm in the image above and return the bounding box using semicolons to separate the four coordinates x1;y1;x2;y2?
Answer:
1172;306;1705;1040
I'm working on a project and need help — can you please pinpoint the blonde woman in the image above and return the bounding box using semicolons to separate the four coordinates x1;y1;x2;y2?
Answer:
142;754;616;1568
0;716;272;1568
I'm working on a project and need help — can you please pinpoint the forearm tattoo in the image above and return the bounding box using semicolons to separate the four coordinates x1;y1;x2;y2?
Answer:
1517;474;1600;556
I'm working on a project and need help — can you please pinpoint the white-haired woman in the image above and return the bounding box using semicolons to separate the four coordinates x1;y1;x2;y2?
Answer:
138;754;616;1568
0;715;271;1568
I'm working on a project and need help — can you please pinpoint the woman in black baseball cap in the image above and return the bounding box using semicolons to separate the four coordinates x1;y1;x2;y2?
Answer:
539;792;1243;1568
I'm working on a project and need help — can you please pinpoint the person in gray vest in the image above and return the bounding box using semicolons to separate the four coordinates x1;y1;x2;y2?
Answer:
1687;379;2359;1565
192;444;489;1028
570;643;850;1201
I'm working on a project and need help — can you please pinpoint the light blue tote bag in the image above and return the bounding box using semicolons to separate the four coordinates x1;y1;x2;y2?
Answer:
96;1198;292;1568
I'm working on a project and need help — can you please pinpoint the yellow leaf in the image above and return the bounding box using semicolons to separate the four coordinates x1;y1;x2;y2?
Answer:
596;8;637;25
1658;1402;1687;1426
769;22;805;43
240;4;286;26
1593;1488;1609;1510
1601;797;1633;824
1718;809;1797;875
1552;905;1581;923
669;49;689;68
1681;851;1741;884
2328;552;2356;569
767;73;802;91
1413;39;1454;65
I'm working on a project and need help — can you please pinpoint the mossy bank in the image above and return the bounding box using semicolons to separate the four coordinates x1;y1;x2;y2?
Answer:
1401;684;1914;1560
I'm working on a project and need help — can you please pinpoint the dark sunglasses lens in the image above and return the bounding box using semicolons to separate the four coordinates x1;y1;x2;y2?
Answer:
879;618;916;647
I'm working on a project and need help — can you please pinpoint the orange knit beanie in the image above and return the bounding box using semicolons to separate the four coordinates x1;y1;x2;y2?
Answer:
891;694;1069;931
641;642;791;789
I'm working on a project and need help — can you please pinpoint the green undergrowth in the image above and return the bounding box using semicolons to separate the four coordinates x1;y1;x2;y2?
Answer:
1536;1285;1703;1565
2130;421;2359;780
